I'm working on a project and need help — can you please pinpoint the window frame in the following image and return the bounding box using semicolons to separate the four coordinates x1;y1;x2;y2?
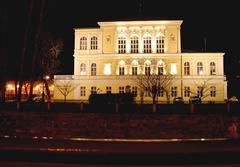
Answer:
91;63;97;76
143;36;152;53
118;36;126;54
184;62;190;75
80;37;87;50
90;36;98;50
156;36;165;53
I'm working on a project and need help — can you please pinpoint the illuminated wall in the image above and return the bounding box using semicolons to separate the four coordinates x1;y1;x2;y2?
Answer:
54;20;227;103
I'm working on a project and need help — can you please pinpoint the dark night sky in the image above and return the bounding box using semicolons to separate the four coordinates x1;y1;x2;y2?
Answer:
1;0;240;97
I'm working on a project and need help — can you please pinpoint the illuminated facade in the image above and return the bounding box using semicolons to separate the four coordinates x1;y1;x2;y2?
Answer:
54;20;227;102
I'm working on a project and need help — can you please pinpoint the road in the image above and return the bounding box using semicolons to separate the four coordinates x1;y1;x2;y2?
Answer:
1;137;240;166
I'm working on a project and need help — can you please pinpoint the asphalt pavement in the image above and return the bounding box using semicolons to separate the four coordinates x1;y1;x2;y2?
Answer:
1;137;240;165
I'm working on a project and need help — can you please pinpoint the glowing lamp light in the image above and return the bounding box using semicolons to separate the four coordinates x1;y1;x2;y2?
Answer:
35;85;40;90
7;84;14;90
45;75;50;80
104;64;111;75
170;63;177;75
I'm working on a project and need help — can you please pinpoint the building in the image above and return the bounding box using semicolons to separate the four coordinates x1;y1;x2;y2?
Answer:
54;20;227;103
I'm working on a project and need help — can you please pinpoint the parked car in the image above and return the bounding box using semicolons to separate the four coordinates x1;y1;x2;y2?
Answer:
228;96;238;103
189;96;202;104
33;94;47;102
173;97;184;104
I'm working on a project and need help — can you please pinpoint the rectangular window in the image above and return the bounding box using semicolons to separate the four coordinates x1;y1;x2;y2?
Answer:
131;38;139;53
118;38;126;53
132;67;138;75
210;86;216;97
184;87;190;97
119;67;125;75
80;86;86;96
171;87;177;97
156;37;164;53
106;86;111;94
132;86;138;97
90;37;98;50
143;37;152;53
91;86;97;94
119;86;124;94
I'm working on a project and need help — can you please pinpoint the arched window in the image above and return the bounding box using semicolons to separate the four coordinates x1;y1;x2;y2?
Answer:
157;60;164;75
91;63;96;76
80;37;87;50
197;62;203;75
210;62;216;75
197;86;203;97
90;36;98;50
131;60;138;75
210;86;216;97
118;36;126;53
143;35;152;53
119;61;125;75
156;35;165;53
145;61;151;75
130;36;139;53
184;62;190;75
80;63;86;75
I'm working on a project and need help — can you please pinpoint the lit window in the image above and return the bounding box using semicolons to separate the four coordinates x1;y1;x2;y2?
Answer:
210;62;216;75
106;87;111;94
119;87;125;94
171;87;177;97
80;63;86;75
132;86;138;97
184;62;190;75
80;86;86;96
130;36;139;53
91;63;96;76
197;62;203;75
104;64;111;75
90;36;98;50
156;35;165;53
210;86;216;97
170;63;177;75
143;36;152;53
80;37;87;50
91;86;97;94
118;36;126;53
184;87;190;97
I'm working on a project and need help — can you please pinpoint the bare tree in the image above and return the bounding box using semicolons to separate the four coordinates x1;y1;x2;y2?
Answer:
135;74;174;104
191;78;214;101
38;32;63;101
55;80;78;102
